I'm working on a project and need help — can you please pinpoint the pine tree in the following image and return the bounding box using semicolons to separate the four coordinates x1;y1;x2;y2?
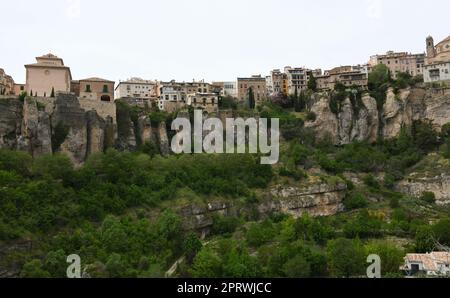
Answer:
308;74;317;91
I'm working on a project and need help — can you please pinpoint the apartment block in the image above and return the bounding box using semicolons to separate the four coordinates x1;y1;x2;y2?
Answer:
368;51;425;79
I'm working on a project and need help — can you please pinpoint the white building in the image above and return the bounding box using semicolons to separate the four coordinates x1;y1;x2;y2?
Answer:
284;66;310;95
222;81;237;98
159;86;186;111
115;78;159;100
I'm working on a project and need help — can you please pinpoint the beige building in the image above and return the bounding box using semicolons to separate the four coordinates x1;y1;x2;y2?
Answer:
316;65;368;90
267;69;287;96
75;78;115;102
0;68;15;95
159;86;186;112
237;75;267;103
211;81;237;98
369;51;425;79
25;53;72;97
14;83;26;95
187;93;219;114
115;78;160;100
424;35;450;84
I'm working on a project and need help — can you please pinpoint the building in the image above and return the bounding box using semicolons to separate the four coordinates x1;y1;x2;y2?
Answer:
401;252;450;277
0;68;15;95
14;84;26;95
73;77;115;102
187;92;219;114
158;86;186;112
115;78;159;100
316;65;368;90
283;67;322;95
237;75;267;103
423;35;450;84
25;53;72;97
211;81;237;98
368;51;425;79
266;69;286;96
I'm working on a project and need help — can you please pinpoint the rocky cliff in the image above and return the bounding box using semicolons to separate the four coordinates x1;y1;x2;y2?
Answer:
0;94;171;164
306;87;450;144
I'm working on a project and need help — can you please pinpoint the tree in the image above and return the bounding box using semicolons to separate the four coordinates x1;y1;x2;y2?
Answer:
183;233;203;264
411;119;439;153
50;87;55;98
282;255;311;277
327;238;366;277
433;219;450;247
415;225;435;253
248;87;256;110
307;73;317;92
365;241;404;274
20;260;51;278
190;248;222;278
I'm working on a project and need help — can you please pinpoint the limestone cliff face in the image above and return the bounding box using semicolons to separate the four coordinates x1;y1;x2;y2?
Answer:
0;94;117;165
306;88;450;144
266;183;347;217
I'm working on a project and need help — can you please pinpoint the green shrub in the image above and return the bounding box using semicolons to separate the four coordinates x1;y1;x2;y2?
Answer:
420;192;436;204
344;192;368;210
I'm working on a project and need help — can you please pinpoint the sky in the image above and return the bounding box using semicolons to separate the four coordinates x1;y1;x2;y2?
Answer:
1;0;449;84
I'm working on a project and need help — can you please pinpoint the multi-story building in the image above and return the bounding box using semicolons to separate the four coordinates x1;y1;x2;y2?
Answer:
158;85;186;112
423;35;450;84
187;92;219;114
0;68;15;95
211;81;237;98
115;78;159;100
316;65;368;90
368;51;425;79
72;77;115;102
25;53;72;97
237;75;267;103
266;69;286;96
284;66;312;95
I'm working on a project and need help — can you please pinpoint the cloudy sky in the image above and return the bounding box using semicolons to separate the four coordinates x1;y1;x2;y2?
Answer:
1;0;449;83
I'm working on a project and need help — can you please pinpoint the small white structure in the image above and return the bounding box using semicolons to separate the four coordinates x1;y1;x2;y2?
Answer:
401;252;450;277
115;78;159;100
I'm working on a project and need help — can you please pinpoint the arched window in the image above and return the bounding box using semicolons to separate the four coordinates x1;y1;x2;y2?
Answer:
101;95;111;102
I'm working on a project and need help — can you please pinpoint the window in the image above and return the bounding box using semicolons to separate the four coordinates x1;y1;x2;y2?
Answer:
85;84;91;92
103;85;108;93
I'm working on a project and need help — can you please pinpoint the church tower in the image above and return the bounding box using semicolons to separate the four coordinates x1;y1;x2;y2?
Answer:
426;36;436;58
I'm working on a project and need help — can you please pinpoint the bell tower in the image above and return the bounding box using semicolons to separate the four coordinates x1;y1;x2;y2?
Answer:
426;36;436;58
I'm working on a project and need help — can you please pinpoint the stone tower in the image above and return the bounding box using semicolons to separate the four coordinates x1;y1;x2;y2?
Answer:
426;36;436;58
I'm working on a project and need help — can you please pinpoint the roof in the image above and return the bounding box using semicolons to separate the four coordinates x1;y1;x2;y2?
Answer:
436;35;450;47
405;252;450;272
79;77;115;83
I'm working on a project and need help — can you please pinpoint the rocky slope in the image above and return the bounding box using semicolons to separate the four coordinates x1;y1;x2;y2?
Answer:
306;87;450;144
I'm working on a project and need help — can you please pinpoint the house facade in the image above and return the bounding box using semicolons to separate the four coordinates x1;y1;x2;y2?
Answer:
25;53;72;97
424;35;450;84
401;252;450;277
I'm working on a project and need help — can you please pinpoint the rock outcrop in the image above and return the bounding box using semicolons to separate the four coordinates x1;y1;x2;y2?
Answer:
306;93;379;145
306;87;450;144
266;182;347;217
0;94;118;165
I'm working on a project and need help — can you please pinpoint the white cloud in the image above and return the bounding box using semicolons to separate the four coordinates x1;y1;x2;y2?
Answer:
366;0;383;19
66;0;81;19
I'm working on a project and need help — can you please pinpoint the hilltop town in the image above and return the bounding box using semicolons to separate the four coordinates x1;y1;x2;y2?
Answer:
1;34;450;279
1;35;449;114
